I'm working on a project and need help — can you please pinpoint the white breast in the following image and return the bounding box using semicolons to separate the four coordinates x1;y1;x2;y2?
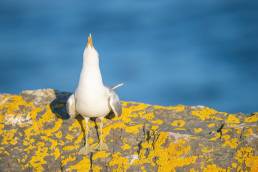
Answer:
75;87;110;117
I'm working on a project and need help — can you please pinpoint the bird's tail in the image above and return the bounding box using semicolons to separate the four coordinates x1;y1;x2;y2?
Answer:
112;83;124;90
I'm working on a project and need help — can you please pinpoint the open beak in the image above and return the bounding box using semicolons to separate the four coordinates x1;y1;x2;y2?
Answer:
87;34;94;47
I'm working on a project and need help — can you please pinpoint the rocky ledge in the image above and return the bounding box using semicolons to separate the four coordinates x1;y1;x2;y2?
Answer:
0;89;257;172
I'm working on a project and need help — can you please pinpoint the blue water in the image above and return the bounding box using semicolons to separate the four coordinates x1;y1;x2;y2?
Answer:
0;0;258;113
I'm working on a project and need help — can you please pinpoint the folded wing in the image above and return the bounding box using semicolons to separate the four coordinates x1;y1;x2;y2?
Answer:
66;94;78;119
108;88;122;117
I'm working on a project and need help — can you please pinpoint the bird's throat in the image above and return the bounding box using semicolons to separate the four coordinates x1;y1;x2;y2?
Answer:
78;60;104;90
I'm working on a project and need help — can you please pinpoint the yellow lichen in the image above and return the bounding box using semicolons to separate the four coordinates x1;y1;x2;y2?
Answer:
209;132;221;141
155;138;197;171
226;114;240;124
201;146;213;153
203;164;226;172
246;156;258;172
140;166;147;172
151;125;159;130
235;147;258;171
152;119;163;125
208;123;215;128
125;124;143;134
29;142;48;171
121;102;150;121
167;105;185;112
65;134;75;141
244;114;258;123
194;128;203;133
221;134;230;140
154;104;185;112
235;147;252;164
171;120;185;127
68;157;91;171
142;112;154;120
191;108;221;121
244;128;254;137
223;138;238;149
53;148;60;159
102;121;125;139
63;145;79;151
231;162;237;168
221;128;229;134
61;155;76;166
132;132;197;171
55;131;62;139
0;121;4;135
235;128;242;135
174;127;186;131
93;151;110;160
108;153;130;172
2;129;18;145
87;137;94;144
121;144;131;151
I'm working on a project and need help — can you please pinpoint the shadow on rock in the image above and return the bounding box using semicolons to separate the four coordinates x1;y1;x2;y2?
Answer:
50;90;72;120
50;90;88;145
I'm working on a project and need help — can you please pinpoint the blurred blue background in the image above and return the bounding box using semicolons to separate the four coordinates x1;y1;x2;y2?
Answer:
0;0;257;113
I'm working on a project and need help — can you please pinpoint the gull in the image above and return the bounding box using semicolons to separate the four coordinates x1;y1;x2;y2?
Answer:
66;34;123;155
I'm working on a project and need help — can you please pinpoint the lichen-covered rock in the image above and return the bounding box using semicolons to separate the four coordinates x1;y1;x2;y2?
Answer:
0;89;257;172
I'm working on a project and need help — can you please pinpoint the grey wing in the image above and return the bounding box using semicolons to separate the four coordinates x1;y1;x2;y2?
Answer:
108;89;122;117
66;94;78;119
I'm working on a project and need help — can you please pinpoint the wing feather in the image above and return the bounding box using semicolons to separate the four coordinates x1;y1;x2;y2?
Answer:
66;94;78;119
108;89;122;117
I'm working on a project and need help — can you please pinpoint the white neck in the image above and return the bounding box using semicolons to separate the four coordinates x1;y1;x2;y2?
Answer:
77;45;104;90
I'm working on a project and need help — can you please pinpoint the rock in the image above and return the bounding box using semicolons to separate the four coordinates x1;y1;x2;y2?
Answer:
0;89;257;171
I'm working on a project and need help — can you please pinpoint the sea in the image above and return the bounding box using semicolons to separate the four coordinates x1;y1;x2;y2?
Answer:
0;0;257;113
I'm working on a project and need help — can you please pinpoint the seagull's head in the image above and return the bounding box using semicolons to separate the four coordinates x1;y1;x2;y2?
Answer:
83;34;99;65
87;33;94;48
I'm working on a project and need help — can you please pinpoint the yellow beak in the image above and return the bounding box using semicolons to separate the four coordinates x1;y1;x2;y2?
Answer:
87;34;94;47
